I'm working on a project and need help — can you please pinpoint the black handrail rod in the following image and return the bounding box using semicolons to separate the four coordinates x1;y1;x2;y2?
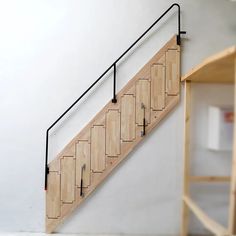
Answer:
45;3;185;190
114;3;180;64
48;2;181;131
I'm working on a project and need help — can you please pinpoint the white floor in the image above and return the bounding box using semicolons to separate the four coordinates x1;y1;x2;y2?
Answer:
0;234;129;236
0;234;173;236
0;234;178;236
0;234;130;236
0;234;169;236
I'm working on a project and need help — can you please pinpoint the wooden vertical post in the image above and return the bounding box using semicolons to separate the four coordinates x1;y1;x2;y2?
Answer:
181;81;191;236
229;57;236;235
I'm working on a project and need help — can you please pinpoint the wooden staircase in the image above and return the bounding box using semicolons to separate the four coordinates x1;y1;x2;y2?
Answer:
46;35;180;233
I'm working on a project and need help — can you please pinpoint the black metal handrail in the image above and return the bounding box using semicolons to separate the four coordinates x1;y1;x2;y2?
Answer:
44;3;186;190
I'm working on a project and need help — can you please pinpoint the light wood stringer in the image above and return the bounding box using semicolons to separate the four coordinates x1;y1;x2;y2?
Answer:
46;35;180;233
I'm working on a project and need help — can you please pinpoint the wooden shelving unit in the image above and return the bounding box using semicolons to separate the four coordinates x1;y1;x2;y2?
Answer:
181;46;236;236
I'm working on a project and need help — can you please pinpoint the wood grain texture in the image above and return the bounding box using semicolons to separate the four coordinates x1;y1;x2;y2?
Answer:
135;79;151;125
91;125;105;172
190;175;230;183
106;110;121;156
151;62;165;110
47;95;179;234
166;49;180;95
181;81;191;236
180;49;236;236
76;141;90;187
61;157;75;203
47;36;178;167
46;172;60;218
229;57;236;235
121;94;136;141
182;46;236;83
46;35;180;233
184;196;228;236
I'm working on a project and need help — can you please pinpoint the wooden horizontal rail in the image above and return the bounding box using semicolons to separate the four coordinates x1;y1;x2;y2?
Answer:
183;196;229;236
190;176;231;183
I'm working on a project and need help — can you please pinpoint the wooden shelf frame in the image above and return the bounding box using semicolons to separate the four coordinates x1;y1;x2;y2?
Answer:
181;47;236;236
183;196;228;236
181;46;236;83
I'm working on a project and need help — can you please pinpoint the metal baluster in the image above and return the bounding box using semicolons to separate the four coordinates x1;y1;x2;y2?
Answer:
112;63;117;103
80;164;86;197
141;103;146;137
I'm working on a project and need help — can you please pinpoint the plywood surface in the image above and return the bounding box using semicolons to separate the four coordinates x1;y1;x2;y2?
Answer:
135;79;151;125
46;35;180;233
76;141;90;187
229;58;236;234
181;46;236;83
46;172;60;219
184;196;228;236
181;81;191;236
61;157;75;203
121;95;136;141
106;110;121;156
151;62;165;110
91;125;106;172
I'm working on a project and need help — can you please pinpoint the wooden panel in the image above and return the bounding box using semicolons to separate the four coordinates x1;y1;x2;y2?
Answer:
76;141;90;187
229;57;236;234
46;172;60;218
91;125;105;172
121;95;136;141
106;110;120;156
190;175;230;183
181;46;236;83
181;81;191;236
46;35;180;234
61;156;75;203
135;79;150;125
166;49;179;95
184;196;228;236
151;63;165;110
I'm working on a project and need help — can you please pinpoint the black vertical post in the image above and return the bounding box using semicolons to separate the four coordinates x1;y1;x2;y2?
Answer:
143;118;146;136
45;130;49;190
80;164;85;197
176;4;186;45
141;103;146;137
176;4;181;45
112;63;117;103
80;179;83;196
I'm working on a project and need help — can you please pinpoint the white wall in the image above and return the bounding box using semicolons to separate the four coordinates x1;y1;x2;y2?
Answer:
0;0;235;234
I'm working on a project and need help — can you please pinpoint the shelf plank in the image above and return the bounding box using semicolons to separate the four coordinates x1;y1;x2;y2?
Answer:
183;196;228;236
181;46;236;83
190;175;230;183
229;57;236;234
